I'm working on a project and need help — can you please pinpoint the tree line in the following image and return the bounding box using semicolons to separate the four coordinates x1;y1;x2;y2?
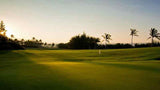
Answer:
0;20;160;50
57;28;160;49
10;35;54;48
0;21;54;50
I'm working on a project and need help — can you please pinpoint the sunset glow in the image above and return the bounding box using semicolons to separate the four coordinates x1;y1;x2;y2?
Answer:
1;0;160;43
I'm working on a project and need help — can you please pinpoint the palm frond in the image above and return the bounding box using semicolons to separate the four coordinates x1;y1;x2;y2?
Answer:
155;36;160;40
147;37;151;40
102;33;112;43
130;28;138;36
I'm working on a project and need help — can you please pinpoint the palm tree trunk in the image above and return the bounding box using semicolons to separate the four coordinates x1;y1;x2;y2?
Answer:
151;37;154;47
131;35;133;46
105;42;107;49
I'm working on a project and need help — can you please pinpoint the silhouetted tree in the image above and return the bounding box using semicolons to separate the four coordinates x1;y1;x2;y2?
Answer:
0;21;7;36
14;39;18;43
11;34;14;39
57;43;68;49
0;34;24;50
102;33;112;48
102;33;112;43
52;43;55;47
39;39;43;46
23;38;43;48
21;39;24;45
148;28;160;46
21;39;24;42
44;42;47;46
32;37;36;41
36;39;38;42
68;33;100;49
0;34;8;43
39;39;42;43
130;29;138;46
98;43;133;49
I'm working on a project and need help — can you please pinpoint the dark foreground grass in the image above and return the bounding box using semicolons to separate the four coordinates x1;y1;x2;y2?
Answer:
0;47;160;90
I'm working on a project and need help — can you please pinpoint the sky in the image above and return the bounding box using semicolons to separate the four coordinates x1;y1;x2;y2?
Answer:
0;0;160;44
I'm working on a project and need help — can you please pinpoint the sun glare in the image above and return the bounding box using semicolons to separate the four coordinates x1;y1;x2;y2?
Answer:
5;26;13;38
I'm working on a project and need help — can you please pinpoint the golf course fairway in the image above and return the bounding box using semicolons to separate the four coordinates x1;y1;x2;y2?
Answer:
0;47;160;90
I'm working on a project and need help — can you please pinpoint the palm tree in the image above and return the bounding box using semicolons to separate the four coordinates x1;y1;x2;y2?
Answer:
11;34;14;39
21;39;24;45
44;42;47;46
36;39;39;42
14;39;18;43
21;39;24;42
32;37;36;41
102;33;112;49
148;28;160;46
39;39;42;43
102;33;112;44
130;29;138;46
98;33;111;54
0;21;7;36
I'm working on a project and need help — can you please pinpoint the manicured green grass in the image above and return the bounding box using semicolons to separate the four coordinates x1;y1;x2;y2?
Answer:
0;47;160;90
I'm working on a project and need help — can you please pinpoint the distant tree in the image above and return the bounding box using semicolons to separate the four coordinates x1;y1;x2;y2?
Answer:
0;21;23;50
39;39;42;43
148;28;160;46
0;34;24;50
130;29;138;46
14;39;18;43
57;43;68;49
21;39;24;45
52;43;55;47
24;40;42;48
32;37;36;41
36;39;38;42
44;42;47;46
21;39;24;42
102;33;112;48
0;34;8;43
68;32;100;49
11;34;14;39
38;39;43;46
0;21;7;36
102;33;112;43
